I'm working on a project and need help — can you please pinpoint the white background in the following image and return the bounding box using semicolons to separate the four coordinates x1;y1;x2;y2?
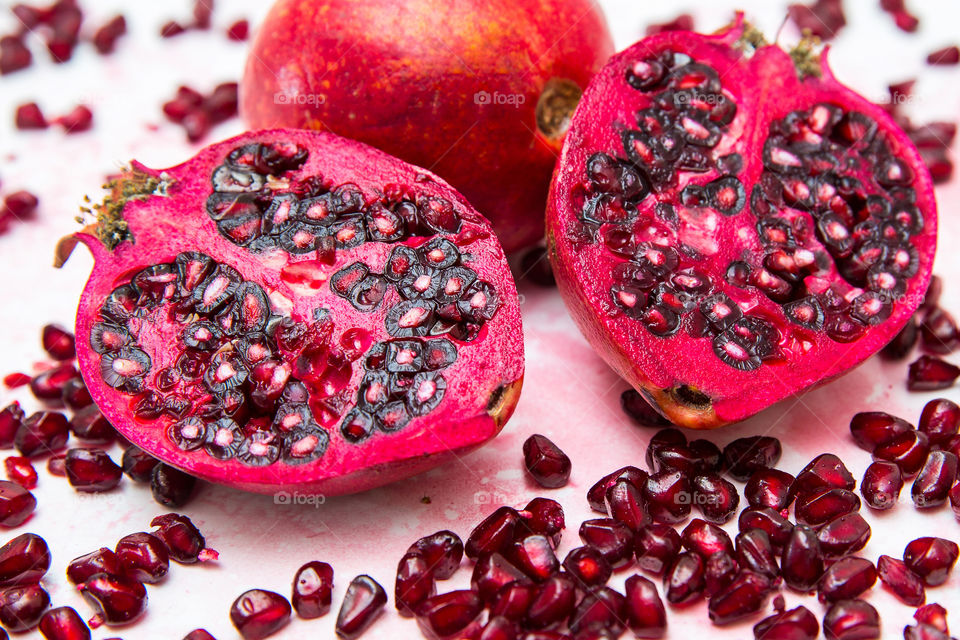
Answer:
0;1;959;638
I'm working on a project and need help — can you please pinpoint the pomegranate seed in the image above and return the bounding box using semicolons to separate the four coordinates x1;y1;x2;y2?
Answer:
0;404;23;448
407;530;463;579
562;545;612;587
860;460;903;510
693;473;741;524
912;450;958;508
121;446;157;482
663;551;705;604
643;469;692;524
951;483;960;518
624;574;666;637
635;523;681;576
163;85;205;123
605;478;651;530
65;449;122;493
47;453;67;477
160;20;187;37
578;518;634;568
54;105;93;133
61;378;92;411
30;365;79;404
739;507;794;547
877;554;926;605
228;589;291;640
874;430;930;476
791;453;855;499
416;590;483;638
927;45;960;65
519;498;564;547
919;398;960;446
519;246;556;287
38;605;90;639
817;556;877;602
649;443;702;475
921;308;960;354
193;0;214;28
587;466;647;513
722;436;781;481
524;574;577;629
903;537;959;586
227;19;249;41
569;586;627;635
849;411;913;450
704;551;739;597
4;456;37;489
882;316;919;359
14;103;47;130
914;603;948;632
0;583;49;631
0;35;32;74
479;616;518;640
708;571;774;625
795;487;861;527
754;605;820;640
2;190;38;220
151;463;196;507
508;534;558;581
522;434;571;488
336;575;387;640
204;82;239;124
681;518;733;557
781;525;823;592
151;514;216;565
0;533;50;586
904;623;950;640
184;630;217;640
115;532;169;584
395;553;434;616
471;553;527;603
736;529;780;580
3;373;31;389
465;506;520;559
822;598;880;640
41;324;76;360
745;467;795;510
908;355;960;391
69;407;115;443
0;480;35;528
489;581;535;622
92;14;126;54
183;110;212;142
67;548;122;585
620;390;671;427
787;0;846;39
817;513;871;558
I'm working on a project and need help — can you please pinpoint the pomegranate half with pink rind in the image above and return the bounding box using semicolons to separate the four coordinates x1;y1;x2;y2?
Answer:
546;18;936;427
57;129;524;495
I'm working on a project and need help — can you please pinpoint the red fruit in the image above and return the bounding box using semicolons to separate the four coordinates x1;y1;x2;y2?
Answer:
877;554;925;606
0;35;32;74
67;548;122;585
0;533;49;586
508;534;558;582
817;556;877;603
151;513;217;564
92;15;126;54
873;430;930;476
663;551;704;605
736;529;780;580
70;407;115;443
185;630;216;640
919;398;960;446
587;466;648;513
160;21;187;37
849;411;913;450
204;82;239;125
908;356;960;390
881;315;918;359
229;589;291;640
121;446;157;482
621;390;672;427
62;378;93;410
522;435;571;488
4;456;37;489
416;590;483;638
708;571;774;625
791;453;855;499
634;523;681;576
914;604;948;633
79;574;144;629
65;449;123;493
163;86;205;123
605;478;651;530
227;19;249;41
151;463;196;507
55;106;93;133
681;518;733;557
407;530;463;579
822;599;880;640
704;551;738;597
568;586;627;635
921;309;960;354
480;616;518;640
794;487;861;527
0;481;35;527
3;374;31;389
691;473;739;523
816;513;871;558
643;469;692;524
58;130;523;497
41;324;76;360
39;606;91;640
0;583;49;631
471;554;527;604
722;436;781;481
489;581;535;622
0;404;23;448
562;546;612;587
781;525;823;592
293;562;334;618
242;0;614;254
745;467;795;510
787;0;846;39
336;575;386;640
903;537;959;586
578;518;635;569
859;460;903;509
519;498;564;547
466;507;521;560
927;46;960;66
912;450;958;508
739;507;794;548
880;0;920;32
546;20;936;428
624;574;666;638
193;0;214;29
754;605;820;640
15;103;47;129
30;365;79;404
114;532;169;583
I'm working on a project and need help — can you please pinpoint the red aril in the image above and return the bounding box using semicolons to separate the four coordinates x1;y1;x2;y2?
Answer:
0;583;49;631
519;498;564;548
822;599;880;640
114;532;169;584
873;430;930;476
0;481;36;527
38;605;91;640
336;575;386;639
415;590;483;638
524;574;577;630
781;525;823;592
663;551;705;605
877;554;925;606
563;546;612;587
817;556;877;602
78;573;147;628
407;530;463;580
849;411;913;450
908;356;960;390
0;533;48;586
918;398;960;446
635;524;682;576
859;460;903;510
4;456;38;490
912;450;958;508
229;589;291;640
395;553;435;617
744;467;795;510
522;435;571;488
64;449;123;493
903;537;959;586
624;574;667;638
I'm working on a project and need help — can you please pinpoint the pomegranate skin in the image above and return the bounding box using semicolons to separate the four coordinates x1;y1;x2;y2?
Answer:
241;0;613;255
58;129;524;497
546;18;937;428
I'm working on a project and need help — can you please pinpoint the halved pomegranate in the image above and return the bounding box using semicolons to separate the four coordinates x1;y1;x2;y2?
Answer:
57;130;524;495
546;17;936;427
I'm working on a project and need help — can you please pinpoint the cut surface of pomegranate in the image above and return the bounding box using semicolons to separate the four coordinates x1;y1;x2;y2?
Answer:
546;19;936;427
58;129;524;495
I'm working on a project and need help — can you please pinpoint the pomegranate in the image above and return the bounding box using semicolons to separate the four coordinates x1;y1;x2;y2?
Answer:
229;589;291;640
0;583;49;631
57;129;523;495
0;481;36;527
241;0;614;254
38;606;90;640
77;573;147;627
336;575;386;640
546;18;937;427
291;561;333;618
0;533;50;585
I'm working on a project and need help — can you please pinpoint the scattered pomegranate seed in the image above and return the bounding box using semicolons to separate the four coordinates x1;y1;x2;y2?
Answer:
0;480;35;527
64;448;122;493
704;551;738;598
563;545;612;586
568;586;626;635
781;525;823;592
150;513;216;564
745;467;795;510
115;531;169;584
0;582;50;631
4;457;36;490
663;551;705;604
682;518;733;557
0;403;24;447
620;389;672;427
292;561;333;619
522;434;571;488
645;13;694;35
38;605;90;639
0;532;51;585
61;378;92;410
14;411;69;457
193;0;214;29
849;411;913;451
909;355;960;390
183;110;212;143
880;0;919;32
92;14;126;54
395;552;435;616
921;308;960;355
822;598;880;640
912;450;958;508
872;430;930;476
795;487;861;527
2;374;31;389
227;19;249;41
229;589;292;640
122;446;158;482
78;573;147;628
927;45;960;65
184;629;217;640
30;363;79;404
877;554;926;605
722;435;781;481
54;105;93;133
818;556;877;603
160;21;187;38
578;518;634;568
41;324;76;361
903;537;959;586
204;82;239;124
2;190;39;220
417;590;483;638
14;103;47;130
919;398;960;446
336;575;387;639
634;523;680;576
0;35;31;75
150;463;196;507
860;460;903;509
914;603;948;632
817;512;871;558
67;547;122;585
787;0;847;40
754;605;820;639
70;406;115;443
708;570;774;625
407;530;463;579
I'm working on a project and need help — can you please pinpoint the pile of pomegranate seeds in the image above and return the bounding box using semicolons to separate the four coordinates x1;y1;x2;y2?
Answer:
787;0;847;40
161;82;239;142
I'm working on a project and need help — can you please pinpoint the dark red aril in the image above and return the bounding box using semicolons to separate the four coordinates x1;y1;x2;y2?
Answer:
587;466;648;513
121;446;158;482
635;523;682;576
781;525;823;592
877;554;926;606
14;102;47;129
708;570;774;625
745;467;795;510
229;589;291;640
151;514;216;564
184;630;217;640
908;355;960;391
736;529;780;580
65;448;123;493
873;430;930;476
817;513;871;558
822;599;880;640
66;548;122;585
508;534;559;581
663;551;705;605
578;518;635;569
568;586;627;635
42;324;76;360
525;573;577;629
722;436;782;481
681;518;733;557
92;14;127;54
624;574;667;638
914;603;948;633
704;551;739;597
30;364;79;404
794;487;861;528
882;316;919;360
61;378;93;410
903;537;959;586
466;507;521;559
0;533;50;585
47;453;67;476
912;450;958;508
859;460;903;510
817;556;877;603
754;605;820;640
479;616;518;640
471;553;527;604
519;498;564;547
621;390;672;427
0;583;50;632
691;473;739;523
0;403;24;448
645;427;687;468
849;411;913;450
563;545;612;587
739;507;794;548
151;463;196;507
791;453;855;500
605;478;651;530
395;553;435;616
5;456;38;490
407;530;463;580
336;575;387;640
918;398;960;446
0;480;36;527
69;407;115;443
643;469;692;524
14;412;69;457
78;573;148;628
522;434;571;488
415;590;483;638
489;581;535;622
115;532;169;584
920;308;960;354
38;605;90;640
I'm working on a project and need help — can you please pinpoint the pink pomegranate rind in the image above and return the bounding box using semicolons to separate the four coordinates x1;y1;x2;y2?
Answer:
546;18;936;427
240;0;614;254
57;129;524;495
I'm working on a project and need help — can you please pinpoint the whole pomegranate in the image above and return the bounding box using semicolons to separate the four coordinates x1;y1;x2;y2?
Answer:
240;0;614;254
546;18;936;428
57;130;524;495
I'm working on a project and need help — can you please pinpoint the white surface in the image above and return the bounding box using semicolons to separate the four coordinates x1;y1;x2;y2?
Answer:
0;1;959;638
